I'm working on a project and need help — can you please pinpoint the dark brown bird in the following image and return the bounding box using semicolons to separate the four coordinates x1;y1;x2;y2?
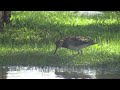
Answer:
54;36;96;54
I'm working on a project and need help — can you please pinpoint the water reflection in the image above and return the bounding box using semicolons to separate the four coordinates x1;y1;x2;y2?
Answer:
0;66;120;79
0;66;9;79
96;68;120;79
55;68;96;79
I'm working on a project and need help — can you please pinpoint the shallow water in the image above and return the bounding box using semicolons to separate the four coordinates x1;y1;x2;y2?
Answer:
0;66;120;79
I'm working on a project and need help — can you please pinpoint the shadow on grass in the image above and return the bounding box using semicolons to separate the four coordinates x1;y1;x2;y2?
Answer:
0;49;120;69
77;51;120;69
0;51;76;67
93;54;120;69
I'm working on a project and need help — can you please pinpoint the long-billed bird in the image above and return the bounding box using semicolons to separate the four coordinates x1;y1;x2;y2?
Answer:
54;36;96;54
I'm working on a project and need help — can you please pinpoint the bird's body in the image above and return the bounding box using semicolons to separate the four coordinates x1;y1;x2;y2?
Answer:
54;36;96;54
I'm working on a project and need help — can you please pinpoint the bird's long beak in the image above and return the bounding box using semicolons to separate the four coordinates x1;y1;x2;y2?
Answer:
53;47;58;55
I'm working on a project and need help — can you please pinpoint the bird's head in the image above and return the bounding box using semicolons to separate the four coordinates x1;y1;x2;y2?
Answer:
87;38;97;46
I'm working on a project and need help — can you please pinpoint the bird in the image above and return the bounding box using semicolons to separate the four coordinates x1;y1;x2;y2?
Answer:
53;36;96;54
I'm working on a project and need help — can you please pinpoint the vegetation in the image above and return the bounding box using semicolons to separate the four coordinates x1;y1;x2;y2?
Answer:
0;11;120;69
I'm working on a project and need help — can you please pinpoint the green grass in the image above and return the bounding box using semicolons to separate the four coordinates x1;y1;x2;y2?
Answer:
0;11;120;68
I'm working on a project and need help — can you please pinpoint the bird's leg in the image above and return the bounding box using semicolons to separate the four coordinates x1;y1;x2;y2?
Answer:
77;50;80;55
80;50;83;55
76;50;83;55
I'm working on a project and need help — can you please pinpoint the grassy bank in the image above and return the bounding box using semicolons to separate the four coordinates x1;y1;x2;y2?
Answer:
0;11;120;68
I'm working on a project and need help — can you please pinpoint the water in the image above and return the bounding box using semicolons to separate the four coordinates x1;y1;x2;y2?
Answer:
0;66;120;79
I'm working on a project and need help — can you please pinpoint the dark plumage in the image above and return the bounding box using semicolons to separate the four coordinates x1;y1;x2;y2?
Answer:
54;36;96;54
